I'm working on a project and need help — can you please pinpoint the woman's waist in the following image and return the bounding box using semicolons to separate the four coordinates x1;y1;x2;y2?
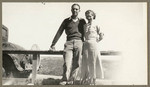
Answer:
84;38;97;44
84;39;98;48
85;36;98;41
85;34;98;39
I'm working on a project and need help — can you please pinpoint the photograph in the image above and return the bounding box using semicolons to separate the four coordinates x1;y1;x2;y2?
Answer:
2;2;148;85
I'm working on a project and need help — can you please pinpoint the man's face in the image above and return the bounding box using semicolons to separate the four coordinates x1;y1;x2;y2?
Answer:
71;5;80;16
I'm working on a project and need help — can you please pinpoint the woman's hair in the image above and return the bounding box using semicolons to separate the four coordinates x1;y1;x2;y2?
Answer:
85;10;96;19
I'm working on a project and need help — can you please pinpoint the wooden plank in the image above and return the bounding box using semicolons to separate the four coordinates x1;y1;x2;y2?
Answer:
2;50;120;56
2;50;63;55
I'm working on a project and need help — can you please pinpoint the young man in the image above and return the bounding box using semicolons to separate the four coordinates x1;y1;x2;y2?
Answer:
49;4;86;85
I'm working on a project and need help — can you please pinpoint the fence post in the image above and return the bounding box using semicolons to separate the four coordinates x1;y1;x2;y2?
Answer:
32;53;38;84
37;54;40;70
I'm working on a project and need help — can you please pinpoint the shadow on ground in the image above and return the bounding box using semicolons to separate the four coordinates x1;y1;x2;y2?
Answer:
42;78;61;85
35;78;81;85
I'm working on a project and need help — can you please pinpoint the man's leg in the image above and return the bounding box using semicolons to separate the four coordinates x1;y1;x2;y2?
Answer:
70;40;83;82
63;50;73;80
60;41;73;85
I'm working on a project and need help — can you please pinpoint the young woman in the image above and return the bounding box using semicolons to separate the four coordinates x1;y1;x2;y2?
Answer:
80;10;104;85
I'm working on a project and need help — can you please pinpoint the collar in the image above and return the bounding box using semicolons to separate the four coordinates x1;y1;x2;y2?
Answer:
68;16;80;20
87;20;96;25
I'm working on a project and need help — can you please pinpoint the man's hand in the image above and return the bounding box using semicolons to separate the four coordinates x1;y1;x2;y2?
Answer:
49;45;56;51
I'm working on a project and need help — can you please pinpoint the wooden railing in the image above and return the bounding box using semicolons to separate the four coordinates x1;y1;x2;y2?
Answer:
3;50;120;84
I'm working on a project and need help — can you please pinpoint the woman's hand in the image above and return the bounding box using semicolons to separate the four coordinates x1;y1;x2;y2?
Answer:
97;32;104;42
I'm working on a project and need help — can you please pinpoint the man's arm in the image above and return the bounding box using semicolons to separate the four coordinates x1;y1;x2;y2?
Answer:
50;20;66;49
81;19;86;42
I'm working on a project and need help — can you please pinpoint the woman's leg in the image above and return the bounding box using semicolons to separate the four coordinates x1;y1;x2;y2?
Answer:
80;42;89;84
87;40;97;85
97;54;104;79
88;49;96;85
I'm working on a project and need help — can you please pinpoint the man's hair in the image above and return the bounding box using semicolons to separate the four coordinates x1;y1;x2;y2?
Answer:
85;10;96;19
71;3;80;9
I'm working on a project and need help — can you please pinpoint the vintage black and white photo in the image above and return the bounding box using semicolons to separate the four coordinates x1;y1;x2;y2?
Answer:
2;2;147;85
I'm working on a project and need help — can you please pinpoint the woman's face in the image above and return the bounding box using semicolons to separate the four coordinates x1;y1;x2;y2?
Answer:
85;12;94;21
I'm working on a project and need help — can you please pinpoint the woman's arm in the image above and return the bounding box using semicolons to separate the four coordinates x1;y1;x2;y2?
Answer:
96;25;104;42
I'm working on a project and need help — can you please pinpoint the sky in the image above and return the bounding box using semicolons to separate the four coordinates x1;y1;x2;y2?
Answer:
2;2;147;85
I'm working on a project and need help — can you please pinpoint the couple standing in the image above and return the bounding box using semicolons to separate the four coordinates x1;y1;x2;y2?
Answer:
49;3;104;85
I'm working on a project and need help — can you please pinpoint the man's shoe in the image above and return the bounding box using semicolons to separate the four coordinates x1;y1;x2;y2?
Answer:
59;81;67;85
66;81;73;85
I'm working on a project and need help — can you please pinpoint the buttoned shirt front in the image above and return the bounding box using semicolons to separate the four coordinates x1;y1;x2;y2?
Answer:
84;21;101;40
